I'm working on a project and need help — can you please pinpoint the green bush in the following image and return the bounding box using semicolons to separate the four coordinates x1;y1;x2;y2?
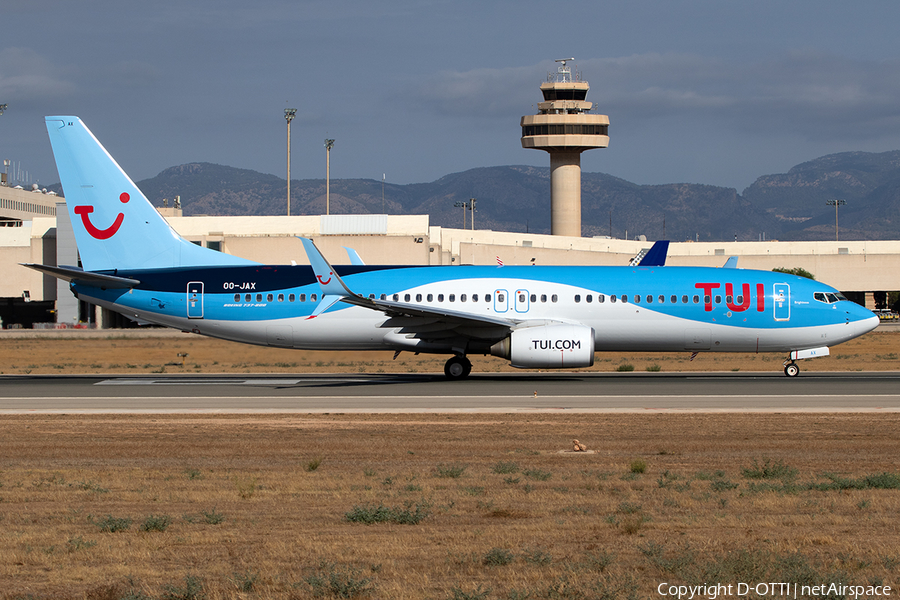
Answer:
482;547;514;566
140;514;172;532
436;463;467;478
630;459;647;474
616;363;635;372
344;500;431;525
94;515;132;533
741;458;798;480
303;562;374;598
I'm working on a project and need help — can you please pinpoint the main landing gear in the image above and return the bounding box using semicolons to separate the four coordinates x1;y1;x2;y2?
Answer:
444;355;472;380
783;360;800;377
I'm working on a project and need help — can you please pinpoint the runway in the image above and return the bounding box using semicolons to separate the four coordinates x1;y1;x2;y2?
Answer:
1;372;899;413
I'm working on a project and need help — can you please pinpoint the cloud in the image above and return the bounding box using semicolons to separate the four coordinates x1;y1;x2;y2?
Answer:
0;47;77;101
419;52;900;143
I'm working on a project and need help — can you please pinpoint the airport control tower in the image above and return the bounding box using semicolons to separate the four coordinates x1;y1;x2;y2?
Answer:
521;59;609;237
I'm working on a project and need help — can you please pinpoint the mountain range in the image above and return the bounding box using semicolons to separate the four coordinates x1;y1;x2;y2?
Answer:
52;150;900;241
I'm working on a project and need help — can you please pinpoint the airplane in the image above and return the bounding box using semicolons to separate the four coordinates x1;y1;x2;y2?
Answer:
25;116;879;379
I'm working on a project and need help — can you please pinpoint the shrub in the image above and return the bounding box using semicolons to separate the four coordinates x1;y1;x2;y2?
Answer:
160;575;204;600
616;363;635;372
646;364;662;372
303;562;374;598
436;463;467;478
742;458;798;480
140;514;172;532
491;461;520;474
630;459;647;474
524;468;552;481
94;515;132;533
344;500;431;525
306;458;322;472
201;508;225;525
482;547;514;566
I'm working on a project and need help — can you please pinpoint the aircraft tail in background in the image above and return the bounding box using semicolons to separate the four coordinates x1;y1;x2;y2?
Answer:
44;117;257;271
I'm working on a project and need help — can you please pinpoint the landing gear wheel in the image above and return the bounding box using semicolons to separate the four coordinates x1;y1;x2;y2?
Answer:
784;362;800;377
444;355;472;380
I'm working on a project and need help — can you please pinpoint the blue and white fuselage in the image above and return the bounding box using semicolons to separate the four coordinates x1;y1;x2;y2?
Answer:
27;117;878;378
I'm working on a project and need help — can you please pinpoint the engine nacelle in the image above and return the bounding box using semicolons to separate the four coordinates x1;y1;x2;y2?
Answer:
491;324;595;369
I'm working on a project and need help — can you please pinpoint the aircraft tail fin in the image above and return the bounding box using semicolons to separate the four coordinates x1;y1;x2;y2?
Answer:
45;116;257;271
637;240;669;267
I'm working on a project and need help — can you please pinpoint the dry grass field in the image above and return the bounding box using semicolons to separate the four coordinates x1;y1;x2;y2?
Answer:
1;414;899;599
0;326;897;376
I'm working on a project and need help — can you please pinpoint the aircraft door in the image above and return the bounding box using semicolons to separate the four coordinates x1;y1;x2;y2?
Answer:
515;289;530;313
494;289;509;313
773;283;790;321
187;281;204;319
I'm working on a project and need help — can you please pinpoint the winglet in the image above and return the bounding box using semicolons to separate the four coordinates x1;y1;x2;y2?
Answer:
722;256;739;269
638;240;669;267
343;246;366;265
299;238;359;317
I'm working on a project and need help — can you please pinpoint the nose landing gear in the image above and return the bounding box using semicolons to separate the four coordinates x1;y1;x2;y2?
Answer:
783;361;800;377
444;355;472;379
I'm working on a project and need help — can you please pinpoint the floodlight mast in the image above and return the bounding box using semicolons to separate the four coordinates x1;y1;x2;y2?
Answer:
284;108;297;216
826;199;846;241
325;138;335;216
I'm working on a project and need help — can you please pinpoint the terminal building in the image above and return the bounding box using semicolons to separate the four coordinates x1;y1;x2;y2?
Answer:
1;177;898;328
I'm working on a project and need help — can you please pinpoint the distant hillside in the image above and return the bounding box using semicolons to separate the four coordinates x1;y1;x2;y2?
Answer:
50;151;900;241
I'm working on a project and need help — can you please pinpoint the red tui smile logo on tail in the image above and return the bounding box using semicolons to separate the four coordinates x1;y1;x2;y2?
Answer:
74;192;130;239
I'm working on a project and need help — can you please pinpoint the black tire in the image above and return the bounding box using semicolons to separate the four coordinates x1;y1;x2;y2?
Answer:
784;363;800;377
444;355;472;379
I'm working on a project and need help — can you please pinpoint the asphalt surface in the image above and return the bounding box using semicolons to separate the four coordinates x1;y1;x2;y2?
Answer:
1;372;899;413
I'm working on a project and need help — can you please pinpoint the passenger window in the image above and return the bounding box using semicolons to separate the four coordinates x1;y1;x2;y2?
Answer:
551;294;558;303
530;294;536;303
427;294;433;302
621;295;628;303
598;294;605;303
704;295;711;305
586;295;592;303
726;295;733;304
416;293;422;302
646;295;653;303
256;293;263;302
234;294;240;302
497;294;504;302
393;294;399;302
311;294;317;302
278;294;284;302
438;294;444;302
693;295;699;304
610;295;617;303
299;293;306;302
715;295;721;304
473;294;479;302
519;293;526;302
369;293;375;299
461;294;467;302
380;294;386;300
682;295;688;303
659;295;665;303
245;294;252;302
736;295;743;305
267;293;274;302
634;295;640;303
289;294;295;302
449;294;455;302
541;294;547;302
404;293;411;302
575;294;581;303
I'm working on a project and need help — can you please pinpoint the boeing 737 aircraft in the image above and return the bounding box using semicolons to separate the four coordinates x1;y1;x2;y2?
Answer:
25;117;879;379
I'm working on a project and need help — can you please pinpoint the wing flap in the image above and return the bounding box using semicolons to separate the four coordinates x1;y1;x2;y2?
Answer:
21;263;140;288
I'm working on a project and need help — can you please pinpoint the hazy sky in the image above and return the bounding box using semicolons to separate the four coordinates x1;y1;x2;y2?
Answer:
3;0;900;192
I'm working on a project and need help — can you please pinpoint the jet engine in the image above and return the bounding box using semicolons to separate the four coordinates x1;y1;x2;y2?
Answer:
490;324;595;368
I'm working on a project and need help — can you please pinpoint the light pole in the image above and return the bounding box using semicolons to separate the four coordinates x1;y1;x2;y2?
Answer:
324;139;334;215
0;103;8;115
382;173;385;213
284;108;296;216
826;199;846;241
469;198;476;230
454;201;467;229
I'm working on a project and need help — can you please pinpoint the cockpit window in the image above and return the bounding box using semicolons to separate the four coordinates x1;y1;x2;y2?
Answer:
815;291;845;304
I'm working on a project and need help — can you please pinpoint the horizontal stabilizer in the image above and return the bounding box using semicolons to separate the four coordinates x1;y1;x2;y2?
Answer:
21;263;140;288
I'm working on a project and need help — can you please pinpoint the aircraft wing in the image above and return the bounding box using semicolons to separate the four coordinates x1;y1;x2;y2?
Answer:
21;263;140;288
341;294;517;329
